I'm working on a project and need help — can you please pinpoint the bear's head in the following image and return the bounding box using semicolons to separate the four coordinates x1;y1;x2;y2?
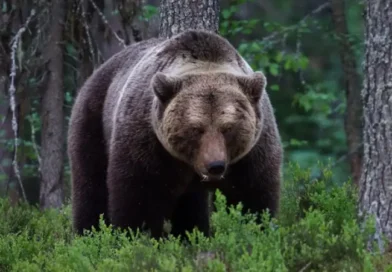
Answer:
151;71;266;182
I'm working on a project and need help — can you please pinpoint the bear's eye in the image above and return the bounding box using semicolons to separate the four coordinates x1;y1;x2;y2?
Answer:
221;126;233;135
192;127;204;135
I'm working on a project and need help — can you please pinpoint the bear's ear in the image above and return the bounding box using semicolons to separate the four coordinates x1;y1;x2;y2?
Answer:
152;72;182;103
237;71;267;104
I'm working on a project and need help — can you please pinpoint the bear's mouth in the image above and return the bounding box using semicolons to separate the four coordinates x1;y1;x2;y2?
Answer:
194;160;227;185
198;173;225;189
200;173;225;182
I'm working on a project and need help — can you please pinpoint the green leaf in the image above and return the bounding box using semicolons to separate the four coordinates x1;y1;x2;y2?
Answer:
2;2;7;12
269;63;279;76
65;43;77;56
284;58;292;70
298;56;309;69
275;52;284;63
222;9;232;19
270;84;280;91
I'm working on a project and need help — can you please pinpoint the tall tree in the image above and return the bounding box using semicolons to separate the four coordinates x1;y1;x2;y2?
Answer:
0;4;15;199
159;0;220;38
359;0;392;244
330;0;363;186
39;0;67;209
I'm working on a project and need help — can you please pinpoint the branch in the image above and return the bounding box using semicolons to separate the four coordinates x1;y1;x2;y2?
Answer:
7;9;36;202
88;0;126;48
308;142;364;183
81;0;97;68
299;2;331;24
252;3;331;89
299;262;312;272
261;2;331;45
331;143;363;168
28;115;41;173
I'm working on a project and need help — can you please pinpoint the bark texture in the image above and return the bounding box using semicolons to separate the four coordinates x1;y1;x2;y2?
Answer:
330;0;363;186
0;31;13;196
39;0;66;209
159;0;220;38
359;0;392;242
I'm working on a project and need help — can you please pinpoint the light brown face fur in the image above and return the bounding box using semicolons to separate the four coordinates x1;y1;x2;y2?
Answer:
151;71;266;181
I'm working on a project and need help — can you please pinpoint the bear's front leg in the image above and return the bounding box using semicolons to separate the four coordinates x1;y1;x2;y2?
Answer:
106;142;175;239
170;190;211;238
221;146;282;223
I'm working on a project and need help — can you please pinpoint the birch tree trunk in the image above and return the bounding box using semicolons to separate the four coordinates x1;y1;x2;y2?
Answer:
39;0;66;209
159;0;220;38
359;0;392;243
330;0;363;186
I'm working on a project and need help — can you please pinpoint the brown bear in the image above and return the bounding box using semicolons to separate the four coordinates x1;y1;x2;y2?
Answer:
67;30;283;238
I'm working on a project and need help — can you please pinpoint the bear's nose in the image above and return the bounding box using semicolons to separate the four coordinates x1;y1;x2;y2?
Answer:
206;161;226;175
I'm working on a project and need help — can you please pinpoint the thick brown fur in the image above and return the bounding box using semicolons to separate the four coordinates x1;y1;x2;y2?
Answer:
67;30;283;239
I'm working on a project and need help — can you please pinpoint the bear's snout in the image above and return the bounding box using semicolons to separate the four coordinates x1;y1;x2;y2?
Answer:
195;131;227;181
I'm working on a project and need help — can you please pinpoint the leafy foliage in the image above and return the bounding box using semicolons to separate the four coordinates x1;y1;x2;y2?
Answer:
0;165;386;271
218;0;363;183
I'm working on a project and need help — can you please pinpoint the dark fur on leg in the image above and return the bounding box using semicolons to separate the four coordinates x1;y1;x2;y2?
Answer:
170;190;210;239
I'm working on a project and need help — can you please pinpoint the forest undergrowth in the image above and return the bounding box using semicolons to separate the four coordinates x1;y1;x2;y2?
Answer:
0;163;390;272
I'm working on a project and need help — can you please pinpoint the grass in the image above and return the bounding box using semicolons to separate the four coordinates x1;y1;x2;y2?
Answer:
0;163;389;271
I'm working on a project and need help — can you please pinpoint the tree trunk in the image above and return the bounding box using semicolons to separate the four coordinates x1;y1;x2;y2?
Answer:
330;0;363;186
359;0;392;244
159;0;220;38
0;23;13;197
39;0;66;209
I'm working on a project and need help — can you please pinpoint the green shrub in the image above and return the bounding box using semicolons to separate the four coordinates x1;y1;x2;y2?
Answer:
0;165;387;271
